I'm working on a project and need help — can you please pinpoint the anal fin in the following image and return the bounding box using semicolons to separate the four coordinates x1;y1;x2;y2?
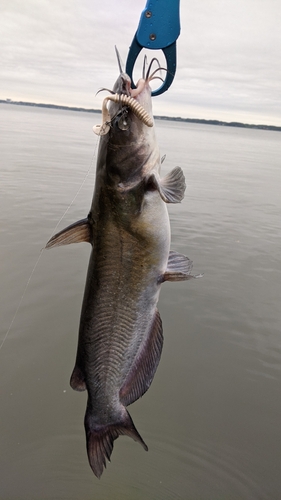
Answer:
119;309;163;406
46;218;91;248
162;250;203;282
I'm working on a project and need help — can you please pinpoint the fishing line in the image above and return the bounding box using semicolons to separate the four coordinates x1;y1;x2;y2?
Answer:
0;134;99;352
48;137;99;240
0;251;43;351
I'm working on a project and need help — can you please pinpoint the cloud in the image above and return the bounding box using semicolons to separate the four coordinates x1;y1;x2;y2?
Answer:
1;0;280;124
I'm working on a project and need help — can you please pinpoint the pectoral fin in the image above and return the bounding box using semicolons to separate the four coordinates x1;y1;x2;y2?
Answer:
162;250;203;282
148;167;186;203
46;218;91;248
119;309;163;406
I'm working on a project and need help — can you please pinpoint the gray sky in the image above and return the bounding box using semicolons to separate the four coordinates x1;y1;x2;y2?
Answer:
1;0;280;125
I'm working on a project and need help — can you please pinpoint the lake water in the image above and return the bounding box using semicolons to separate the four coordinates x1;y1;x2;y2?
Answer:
0;103;281;499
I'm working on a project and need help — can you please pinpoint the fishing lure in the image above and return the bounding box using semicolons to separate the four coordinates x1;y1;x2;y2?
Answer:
93;93;153;136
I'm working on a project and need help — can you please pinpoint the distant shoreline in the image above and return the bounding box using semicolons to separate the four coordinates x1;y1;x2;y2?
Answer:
1;99;280;132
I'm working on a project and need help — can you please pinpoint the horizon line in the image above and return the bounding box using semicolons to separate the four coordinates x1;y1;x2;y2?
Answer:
1;99;280;132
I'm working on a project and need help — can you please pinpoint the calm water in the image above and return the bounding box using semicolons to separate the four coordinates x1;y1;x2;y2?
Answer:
0;103;281;499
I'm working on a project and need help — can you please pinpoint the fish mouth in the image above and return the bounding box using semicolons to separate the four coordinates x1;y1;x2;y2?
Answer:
93;56;165;136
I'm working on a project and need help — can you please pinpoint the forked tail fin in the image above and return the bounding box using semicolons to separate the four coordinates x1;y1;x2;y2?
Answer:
84;407;148;478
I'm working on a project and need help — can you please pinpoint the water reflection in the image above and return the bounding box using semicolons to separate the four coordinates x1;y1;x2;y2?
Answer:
1;105;281;498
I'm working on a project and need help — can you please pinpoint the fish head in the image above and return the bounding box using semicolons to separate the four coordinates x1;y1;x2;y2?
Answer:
91;57;172;251
105;70;154;137
94;57;161;186
106;49;155;137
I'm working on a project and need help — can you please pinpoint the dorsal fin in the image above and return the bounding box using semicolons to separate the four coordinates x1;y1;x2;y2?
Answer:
70;364;86;391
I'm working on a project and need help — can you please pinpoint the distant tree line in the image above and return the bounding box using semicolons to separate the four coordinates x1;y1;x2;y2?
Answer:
1;99;280;132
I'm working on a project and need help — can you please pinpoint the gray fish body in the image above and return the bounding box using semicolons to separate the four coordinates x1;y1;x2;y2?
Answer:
78;188;169;413
46;71;197;477
79;182;170;399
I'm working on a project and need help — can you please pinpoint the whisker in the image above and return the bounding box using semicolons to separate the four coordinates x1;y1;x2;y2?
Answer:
142;55;148;80
149;75;164;83
96;88;115;96
115;46;123;74
149;67;167;80
145;57;161;80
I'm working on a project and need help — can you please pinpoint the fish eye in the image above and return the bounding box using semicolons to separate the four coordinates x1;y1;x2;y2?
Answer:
113;109;129;131
118;117;129;131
